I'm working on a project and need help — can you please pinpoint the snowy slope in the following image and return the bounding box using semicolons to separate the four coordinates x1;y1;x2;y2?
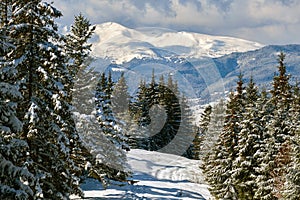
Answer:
91;22;263;64
71;149;211;200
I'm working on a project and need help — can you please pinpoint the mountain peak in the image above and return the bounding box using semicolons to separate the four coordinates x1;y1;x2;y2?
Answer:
96;22;128;31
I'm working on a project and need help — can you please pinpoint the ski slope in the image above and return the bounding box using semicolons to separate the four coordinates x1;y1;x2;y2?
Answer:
71;149;211;199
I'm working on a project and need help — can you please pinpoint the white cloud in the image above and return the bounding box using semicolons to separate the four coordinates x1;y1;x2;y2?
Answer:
50;0;300;44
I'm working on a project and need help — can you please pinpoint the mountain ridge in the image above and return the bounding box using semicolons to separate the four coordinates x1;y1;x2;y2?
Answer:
89;23;300;103
91;22;263;64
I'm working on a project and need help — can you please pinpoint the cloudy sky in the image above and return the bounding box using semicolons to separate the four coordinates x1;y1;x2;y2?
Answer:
51;0;300;45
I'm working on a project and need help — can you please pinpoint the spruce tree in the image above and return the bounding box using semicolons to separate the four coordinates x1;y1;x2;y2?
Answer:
268;53;293;197
194;105;212;159
204;74;245;199
252;88;276;200
65;13;96;113
232;77;260;199
94;72;129;181
65;13;95;79
65;14;129;186
200;99;226;173
283;82;300;199
95;73;127;147
178;94;195;158
1;10;36;197
129;79;151;149
5;1;84;198
111;72;130;118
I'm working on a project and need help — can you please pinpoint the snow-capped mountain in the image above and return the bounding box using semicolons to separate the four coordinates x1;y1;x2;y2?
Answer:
89;22;300;104
91;22;263;64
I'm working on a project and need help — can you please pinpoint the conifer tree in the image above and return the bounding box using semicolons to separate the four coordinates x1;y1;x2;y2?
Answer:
178;94;195;158
200;99;225;170
65;14;129;186
232;77;260;199
129;79;151;149
95;73;127;147
268;53;293;197
283;82;300;199
194;105;212;159
94;72;129;181
1;10;36;197
5;1;84;198
111;72;130;117
65;13;95;79
129;73;185;153
65;13;96;112
252;88;277;200
204;74;245;199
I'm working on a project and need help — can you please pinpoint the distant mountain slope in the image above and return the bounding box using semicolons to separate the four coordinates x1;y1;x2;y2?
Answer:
211;44;300;92
91;22;263;64
89;23;300;103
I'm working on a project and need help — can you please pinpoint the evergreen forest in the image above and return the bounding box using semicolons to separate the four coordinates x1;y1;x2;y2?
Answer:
1;1;300;200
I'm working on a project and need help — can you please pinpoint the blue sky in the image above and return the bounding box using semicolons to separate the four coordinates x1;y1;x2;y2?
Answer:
52;0;300;45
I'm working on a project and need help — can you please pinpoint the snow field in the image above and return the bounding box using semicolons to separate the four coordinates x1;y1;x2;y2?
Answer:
71;149;211;199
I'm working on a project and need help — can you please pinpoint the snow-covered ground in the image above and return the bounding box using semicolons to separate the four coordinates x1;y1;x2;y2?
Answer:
71;149;211;199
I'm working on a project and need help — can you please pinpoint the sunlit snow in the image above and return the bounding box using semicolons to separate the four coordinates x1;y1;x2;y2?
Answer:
71;149;211;200
91;22;263;64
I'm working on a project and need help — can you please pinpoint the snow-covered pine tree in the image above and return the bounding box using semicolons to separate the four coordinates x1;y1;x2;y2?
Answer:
129;79;151;149
111;72;130;119
178;94;195;158
94;72;129;181
251;88;277;200
65;14;129;186
283;82;300;199
232;76;261;199
65;13;95;80
204;74;246;199
1;7;36;197
5;1;84;198
110;72;131;150
200;99;226;174
95;72;127;147
194;105;212;159
200;100;226;199
65;13;96;113
268;53;293;198
205;99;226;155
65;13;96;170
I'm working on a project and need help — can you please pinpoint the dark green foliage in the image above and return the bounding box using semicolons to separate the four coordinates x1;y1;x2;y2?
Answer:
6;1;85;197
94;72;130;183
193;105;212;159
129;73;194;155
202;53;299;200
283;82;300;199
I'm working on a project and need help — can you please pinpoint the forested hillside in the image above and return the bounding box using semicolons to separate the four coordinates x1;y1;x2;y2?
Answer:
199;53;300;199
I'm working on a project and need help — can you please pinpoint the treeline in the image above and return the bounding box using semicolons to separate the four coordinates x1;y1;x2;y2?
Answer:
0;1;129;199
198;53;300;199
95;71;196;158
